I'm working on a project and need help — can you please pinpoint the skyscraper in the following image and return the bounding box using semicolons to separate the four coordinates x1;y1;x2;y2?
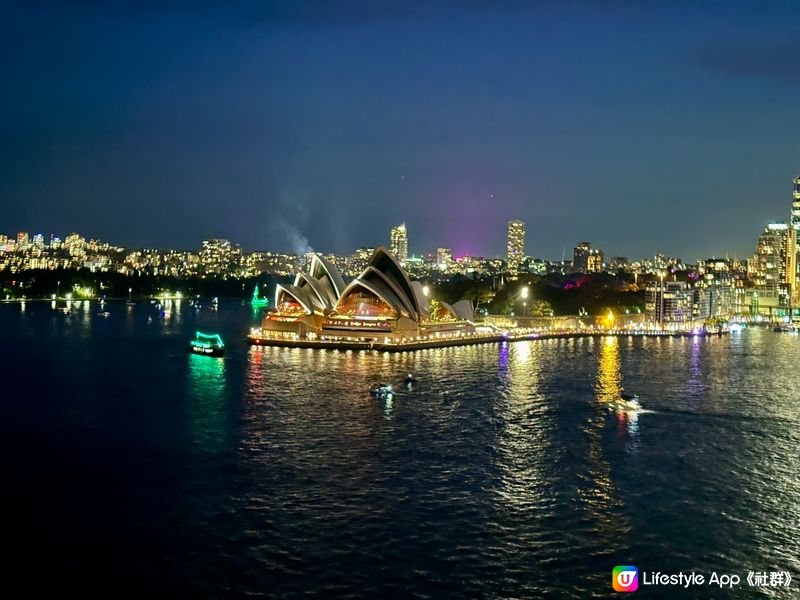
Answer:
792;175;800;231
389;223;408;265
753;222;796;307
506;220;525;276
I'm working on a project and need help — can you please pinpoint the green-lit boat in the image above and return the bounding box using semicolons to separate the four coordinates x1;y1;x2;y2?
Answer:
190;331;225;357
251;284;269;308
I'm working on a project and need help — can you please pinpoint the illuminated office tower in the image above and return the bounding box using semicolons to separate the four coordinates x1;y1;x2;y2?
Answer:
791;175;800;231
507;220;525;276
390;223;408;265
753;222;796;307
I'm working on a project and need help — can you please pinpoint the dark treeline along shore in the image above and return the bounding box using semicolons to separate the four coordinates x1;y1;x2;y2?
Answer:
0;269;289;301
2;268;646;317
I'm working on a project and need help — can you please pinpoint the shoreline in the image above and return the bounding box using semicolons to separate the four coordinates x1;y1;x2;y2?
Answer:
247;328;728;352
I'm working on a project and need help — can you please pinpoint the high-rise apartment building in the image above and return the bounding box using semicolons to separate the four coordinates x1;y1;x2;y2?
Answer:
791;175;800;231
436;247;453;271
573;241;604;273
506;220;525;276
752;222;796;307
389;223;408;265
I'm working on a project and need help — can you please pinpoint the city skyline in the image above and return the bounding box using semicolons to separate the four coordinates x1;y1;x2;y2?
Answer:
0;216;779;265
3;173;800;261
2;1;799;259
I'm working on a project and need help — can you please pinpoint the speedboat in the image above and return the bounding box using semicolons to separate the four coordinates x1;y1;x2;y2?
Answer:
369;383;393;398
773;324;796;333
610;393;640;411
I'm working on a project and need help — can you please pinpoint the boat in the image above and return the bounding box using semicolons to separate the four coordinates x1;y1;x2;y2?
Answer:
773;324;796;333
190;331;225;357
97;311;110;318
609;392;640;411
404;373;418;388
369;383;393;397
251;284;269;308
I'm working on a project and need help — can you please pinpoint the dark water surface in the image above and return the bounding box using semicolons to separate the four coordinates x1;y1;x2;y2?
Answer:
2;301;799;597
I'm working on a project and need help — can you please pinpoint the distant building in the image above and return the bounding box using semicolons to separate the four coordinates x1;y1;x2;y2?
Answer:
573;242;603;273
692;275;742;320
610;256;628;268
200;238;240;277
436;247;453;271
389;223;408;265
791;175;800;231
645;280;693;326
348;247;375;275
751;222;796;310
506;220;525;276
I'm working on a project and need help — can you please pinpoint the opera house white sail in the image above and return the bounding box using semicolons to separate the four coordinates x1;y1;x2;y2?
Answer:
252;246;476;346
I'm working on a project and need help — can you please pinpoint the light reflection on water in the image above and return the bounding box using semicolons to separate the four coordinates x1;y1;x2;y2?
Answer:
2;302;800;596
187;353;228;450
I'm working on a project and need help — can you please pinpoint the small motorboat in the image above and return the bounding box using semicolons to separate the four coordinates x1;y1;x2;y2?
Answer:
404;373;418;388
369;383;393;398
190;331;225;357
610;392;640;411
97;311;110;318
773;324;796;333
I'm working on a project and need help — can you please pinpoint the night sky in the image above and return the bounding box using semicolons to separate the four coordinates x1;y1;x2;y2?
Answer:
2;1;799;260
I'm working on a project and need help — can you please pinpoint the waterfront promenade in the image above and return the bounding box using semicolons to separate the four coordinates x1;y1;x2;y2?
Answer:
247;325;726;352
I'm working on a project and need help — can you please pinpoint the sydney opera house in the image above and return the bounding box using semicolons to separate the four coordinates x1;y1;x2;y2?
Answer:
248;247;479;349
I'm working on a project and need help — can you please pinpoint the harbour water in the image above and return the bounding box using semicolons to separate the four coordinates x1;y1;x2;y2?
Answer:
2;301;799;597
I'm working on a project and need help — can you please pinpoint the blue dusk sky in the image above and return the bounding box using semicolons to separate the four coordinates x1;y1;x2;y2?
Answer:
1;0;799;259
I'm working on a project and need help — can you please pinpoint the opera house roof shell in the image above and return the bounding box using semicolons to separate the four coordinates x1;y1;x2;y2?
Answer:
274;247;473;323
